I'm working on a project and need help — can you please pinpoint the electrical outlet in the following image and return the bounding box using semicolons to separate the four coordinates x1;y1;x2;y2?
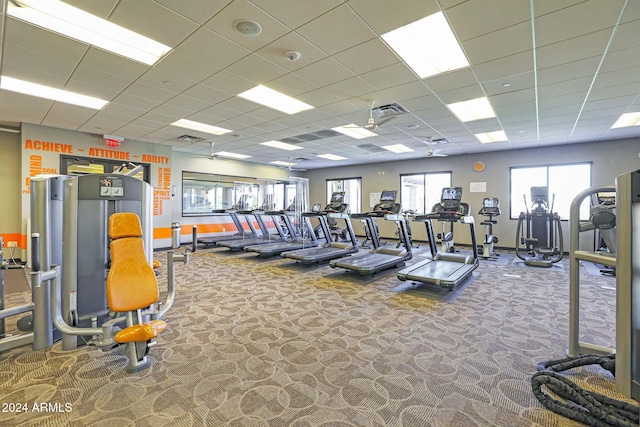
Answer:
7;241;17;248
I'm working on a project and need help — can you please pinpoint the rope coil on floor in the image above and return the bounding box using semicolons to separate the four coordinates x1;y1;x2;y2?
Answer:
531;354;639;427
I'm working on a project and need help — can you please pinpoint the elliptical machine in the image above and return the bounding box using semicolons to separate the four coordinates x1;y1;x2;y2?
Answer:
478;197;500;259
515;186;564;267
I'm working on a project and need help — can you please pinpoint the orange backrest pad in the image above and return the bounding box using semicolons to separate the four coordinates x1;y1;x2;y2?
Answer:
107;213;159;312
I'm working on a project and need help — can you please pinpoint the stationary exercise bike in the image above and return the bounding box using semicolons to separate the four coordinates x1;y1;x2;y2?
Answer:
515;186;564;268
478;197;500;259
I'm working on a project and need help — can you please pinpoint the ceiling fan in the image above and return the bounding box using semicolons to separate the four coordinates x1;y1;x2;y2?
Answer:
421;137;448;157
191;141;224;161
280;157;307;172
364;100;395;130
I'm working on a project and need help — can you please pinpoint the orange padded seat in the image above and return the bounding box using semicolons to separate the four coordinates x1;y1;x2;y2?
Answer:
107;213;166;344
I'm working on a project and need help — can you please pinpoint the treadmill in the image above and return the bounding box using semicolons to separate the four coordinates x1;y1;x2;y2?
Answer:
329;190;413;275
281;192;360;264
197;195;259;247
397;187;479;290
216;210;288;251
244;210;319;257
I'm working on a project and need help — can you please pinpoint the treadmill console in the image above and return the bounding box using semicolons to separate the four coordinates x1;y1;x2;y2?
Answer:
440;187;462;212
323;191;348;213
371;190;401;215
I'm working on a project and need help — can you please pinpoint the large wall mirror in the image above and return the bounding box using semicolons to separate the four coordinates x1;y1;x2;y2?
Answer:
182;171;304;217
182;171;260;216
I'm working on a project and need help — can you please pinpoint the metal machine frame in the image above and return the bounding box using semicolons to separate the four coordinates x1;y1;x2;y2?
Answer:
568;169;639;399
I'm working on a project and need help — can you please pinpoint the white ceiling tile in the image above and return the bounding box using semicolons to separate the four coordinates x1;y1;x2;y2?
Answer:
347;0;441;35
425;68;478;94
295;57;355;87
3;42;77;81
249;0;343;29
155;50;221;83
110;0;199;47
534;1;625;47
1;61;68;88
535;30;612;69
268;73;321;98
462;21;532;65
5;18;88;61
360;63;417;90
446;0;530;41
473;51;534;84
177;27;251;69
201;70;255;95
0;91;50;123
180;83;233;105
225;54;289;84
79;48;149;81
136;69;199;95
333;38;401;76
154;0;232;24
324;77;377;98
295;4;377;55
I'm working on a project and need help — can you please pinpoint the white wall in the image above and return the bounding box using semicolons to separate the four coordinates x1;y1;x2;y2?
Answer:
304;138;640;249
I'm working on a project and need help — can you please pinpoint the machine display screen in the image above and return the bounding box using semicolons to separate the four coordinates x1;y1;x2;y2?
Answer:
441;187;461;201
484;198;499;207
330;192;345;202
380;190;396;202
530;186;548;201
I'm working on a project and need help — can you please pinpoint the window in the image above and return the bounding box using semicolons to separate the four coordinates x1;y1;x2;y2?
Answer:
326;178;361;213
400;172;452;214
510;163;592;220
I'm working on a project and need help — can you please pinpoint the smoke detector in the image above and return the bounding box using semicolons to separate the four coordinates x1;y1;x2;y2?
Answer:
285;51;301;62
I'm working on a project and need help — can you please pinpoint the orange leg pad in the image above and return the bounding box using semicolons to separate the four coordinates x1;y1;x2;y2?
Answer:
115;320;167;343
153;259;161;269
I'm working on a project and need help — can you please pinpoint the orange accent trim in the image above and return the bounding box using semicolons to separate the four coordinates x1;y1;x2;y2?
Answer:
1;233;25;249
153;221;241;239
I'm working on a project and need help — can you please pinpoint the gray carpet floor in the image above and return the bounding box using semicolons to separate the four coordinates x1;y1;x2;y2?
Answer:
0;245;631;426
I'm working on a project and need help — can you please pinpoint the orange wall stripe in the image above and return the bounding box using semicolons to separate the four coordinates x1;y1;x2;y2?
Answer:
0;233;24;249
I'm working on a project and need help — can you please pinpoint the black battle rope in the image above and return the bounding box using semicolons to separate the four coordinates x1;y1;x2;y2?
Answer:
531;354;639;427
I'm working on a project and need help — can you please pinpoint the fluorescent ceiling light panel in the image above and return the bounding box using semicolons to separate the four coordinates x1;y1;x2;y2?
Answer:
8;0;171;66
260;140;302;151
475;130;508;143
216;151;251;159
1;76;108;109
237;85;314;114
317;154;347;161
270;161;294;167
382;144;414;153
382;12;469;79
447;97;496;122
170;119;232;135
331;124;377;139
611;112;640;128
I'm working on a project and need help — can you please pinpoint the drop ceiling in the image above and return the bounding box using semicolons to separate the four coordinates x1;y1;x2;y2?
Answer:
0;0;639;170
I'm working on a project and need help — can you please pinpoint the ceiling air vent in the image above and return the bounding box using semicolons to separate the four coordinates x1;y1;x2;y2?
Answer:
357;143;387;153
280;129;341;144
372;103;409;118
178;134;204;142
